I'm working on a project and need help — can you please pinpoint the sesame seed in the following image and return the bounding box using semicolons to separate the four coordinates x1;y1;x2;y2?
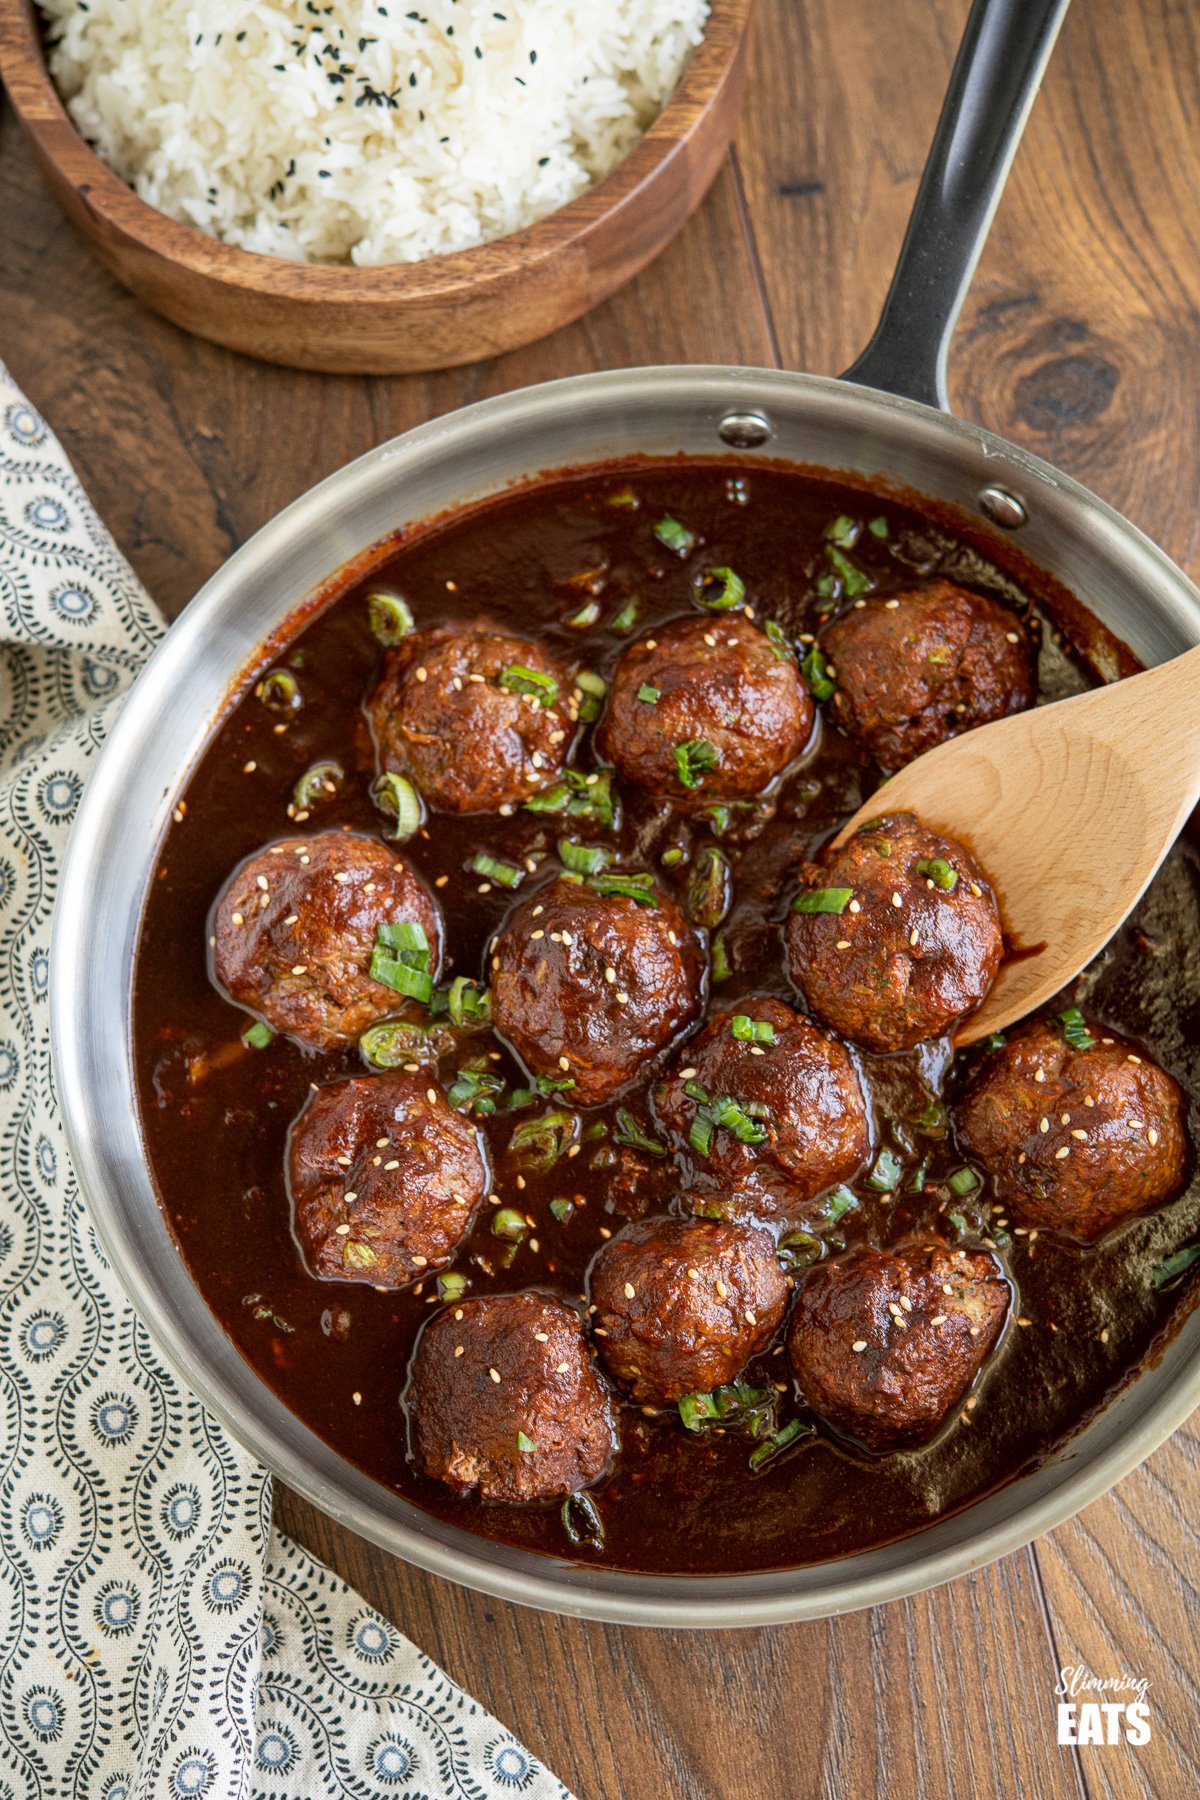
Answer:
836;939;852;950
415;666;428;682
909;928;919;947
489;1367;501;1383
891;891;903;908
1006;631;1019;644
454;1345;464;1357
291;963;308;975
1149;1127;1159;1146
335;1223;350;1236
231;911;244;926
680;1067;697;1079
885;599;900;610
1100;1327;1110;1344
745;1309;757;1325
1034;1068;1046;1082
559;1055;570;1071
243;760;257;774
969;882;982;897
1071;1129;1087;1141
427;1087;437;1103
1055;1146;1071;1160
715;1279;728;1299
1039;1117;1050;1132
353;1392;362;1405
412;1255;428;1267
899;1296;913;1312
624;1282;636;1300
256;875;269;891
1060;1112;1071;1125
852;1340;868;1352
930;1314;947;1325
531;929;545;940
1017;1316;1032;1327
1128;1054;1143;1064
534;1331;549;1342
344;1191;357;1203
848;899;862;914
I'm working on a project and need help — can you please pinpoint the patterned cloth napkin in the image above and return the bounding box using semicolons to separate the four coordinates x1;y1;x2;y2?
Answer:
0;362;572;1800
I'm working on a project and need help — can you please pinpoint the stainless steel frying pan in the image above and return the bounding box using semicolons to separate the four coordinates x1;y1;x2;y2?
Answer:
51;0;1200;1626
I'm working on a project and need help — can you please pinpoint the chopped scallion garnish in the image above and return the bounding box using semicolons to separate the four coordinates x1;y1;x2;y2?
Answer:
1056;1007;1095;1051
608;600;639;634
800;642;835;702
763;619;793;662
241;1020;274;1050
498;663;559;707
749;1417;813;1473
674;738;721;791
825;514;859;548
685;845;731;930
524;768;616;830
915;856;959;891
492;1207;528;1242
688;1091;769;1157
826;544;873;597
260;668;301;714
293;760;343;813
654;515;696;556
867;1148;902;1192
561;1490;605;1549
792;886;853;915
868;516;889;538
711;932;732;983
510;1110;577;1171
437;1270;469;1303
549;1197;574;1223
586;871;659;907
1152;1244;1200;1289
731;1015;776;1045
637;683;661;704
822;1186;859;1225
447;977;491;1029
947;1165;981;1197
446;1066;505;1115
613;1109;666;1157
470;851;525;888
566;599;602;629
367;591;414;644
369;920;433;1003
517;1430;537;1453
558;838;609;876
692;566;745;611
678;1382;776;1438
371;771;423;842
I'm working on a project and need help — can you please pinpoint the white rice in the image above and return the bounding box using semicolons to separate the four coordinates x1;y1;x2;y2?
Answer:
36;0;711;266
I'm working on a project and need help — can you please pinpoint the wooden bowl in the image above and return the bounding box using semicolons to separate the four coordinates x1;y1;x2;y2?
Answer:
0;0;753;373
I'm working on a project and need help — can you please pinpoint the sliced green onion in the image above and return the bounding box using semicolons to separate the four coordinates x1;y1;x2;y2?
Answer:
825;514;859;548
980;1031;1008;1052
1152;1244;1200;1289
685;845;732;930
342;1240;378;1270
606;487;639;509
822;1186;859;1225
360;1018;454;1068
241;1020;274;1050
674;738;721;791
260;669;300;714
558;838;609;876
793;886;852;915
561;1490;605;1550
367;592;414;644
505;1087;536;1111
946;1210;969;1236
749;1418;813;1473
510;1110;577;1171
731;1015;775;1045
637;683;661;705
763;619;794;663
369;920;433;1004
867;1148;903;1192
826;545;873;597
661;846;685;868
498;664;559;708
908;1155;930;1194
470;851;525;889
549;1197;574;1224
678;1382;776;1437
566;599;602;628
689;1092;769;1157
608;600;639;635
437;1270;469;1304
492;1207;529;1243
371;771;423;842
915;856;959;892
293;760;343;813
914;1097;949;1137
575;669;606;722
517;1430;537;1453
711;932;732;983
692;566;745;611
586;871;659;907
524;768;616;830
447;977;491;1029
613;1109;666;1157
446;1067;505;1114
800;643;835;703
868;516;889;538
534;1075;576;1097
654;515;695;556
778;1229;822;1270
947;1165;981;1197
1057;1007;1095;1051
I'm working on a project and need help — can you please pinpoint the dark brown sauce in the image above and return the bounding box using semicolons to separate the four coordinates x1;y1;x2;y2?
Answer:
132;460;1200;1575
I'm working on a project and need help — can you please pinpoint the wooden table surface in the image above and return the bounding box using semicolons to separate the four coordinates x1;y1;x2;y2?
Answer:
4;1;1199;1794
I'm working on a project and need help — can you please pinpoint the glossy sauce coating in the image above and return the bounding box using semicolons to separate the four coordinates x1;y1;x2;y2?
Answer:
133;461;1200;1575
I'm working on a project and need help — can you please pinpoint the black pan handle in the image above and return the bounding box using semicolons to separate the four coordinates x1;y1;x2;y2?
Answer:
841;0;1071;410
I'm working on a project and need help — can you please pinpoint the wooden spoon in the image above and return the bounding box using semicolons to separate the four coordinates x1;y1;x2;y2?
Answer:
833;644;1200;1045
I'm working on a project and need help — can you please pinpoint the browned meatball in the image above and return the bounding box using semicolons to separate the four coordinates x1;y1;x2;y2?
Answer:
366;624;577;813
596;614;813;801
655;998;870;1218
788;1239;1009;1450
211;832;442;1051
490;875;706;1105
822;580;1035;771
786;813;1001;1052
287;1071;489;1287
589;1217;788;1404
408;1292;616;1501
956;1020;1189;1242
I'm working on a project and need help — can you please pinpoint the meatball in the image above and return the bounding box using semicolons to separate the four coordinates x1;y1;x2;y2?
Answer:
788;1240;1009;1450
596;614;813;801
366;624;577;813
408;1292;616;1501
589;1217;788;1404
822;580;1035;771
956;1020;1189;1242
786;813;1001;1052
655;998;870;1218
491;875;706;1104
211;832;442;1051
288;1071;489;1287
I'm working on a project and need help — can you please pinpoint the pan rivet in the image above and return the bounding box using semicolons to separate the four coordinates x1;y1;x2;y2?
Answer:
978;485;1028;529
718;409;773;448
